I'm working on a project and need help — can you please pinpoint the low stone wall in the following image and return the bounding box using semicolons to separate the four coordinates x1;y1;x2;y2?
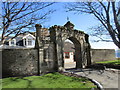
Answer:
91;49;116;63
1;48;116;77
2;47;55;77
2;49;38;77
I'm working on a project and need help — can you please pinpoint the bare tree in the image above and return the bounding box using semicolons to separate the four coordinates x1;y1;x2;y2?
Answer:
66;1;120;48
0;1;55;44
89;24;112;42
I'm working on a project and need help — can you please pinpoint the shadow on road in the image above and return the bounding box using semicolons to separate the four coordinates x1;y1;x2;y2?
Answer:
65;67;106;76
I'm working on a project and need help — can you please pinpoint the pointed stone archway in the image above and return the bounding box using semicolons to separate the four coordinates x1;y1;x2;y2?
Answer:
49;21;91;71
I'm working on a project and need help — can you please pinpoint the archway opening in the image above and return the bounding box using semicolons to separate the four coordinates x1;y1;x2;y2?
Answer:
63;37;82;70
64;39;75;69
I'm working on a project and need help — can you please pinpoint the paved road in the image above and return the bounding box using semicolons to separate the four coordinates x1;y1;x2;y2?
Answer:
65;62;119;88
64;62;76;69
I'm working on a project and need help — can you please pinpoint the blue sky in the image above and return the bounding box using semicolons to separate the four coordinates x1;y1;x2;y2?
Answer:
0;2;118;49
43;3;98;31
42;2;117;49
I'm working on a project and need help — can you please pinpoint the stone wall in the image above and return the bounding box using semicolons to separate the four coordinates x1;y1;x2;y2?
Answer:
91;49;116;63
0;49;2;78
2;46;55;77
40;42;56;73
2;49;38;77
2;48;116;77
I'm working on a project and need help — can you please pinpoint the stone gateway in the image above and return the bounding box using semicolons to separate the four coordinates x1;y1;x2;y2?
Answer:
35;21;91;73
2;21;91;77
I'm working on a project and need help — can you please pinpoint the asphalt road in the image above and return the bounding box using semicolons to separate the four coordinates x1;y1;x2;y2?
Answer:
65;62;119;89
64;62;76;69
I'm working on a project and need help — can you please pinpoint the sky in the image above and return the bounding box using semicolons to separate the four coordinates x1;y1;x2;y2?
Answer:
42;2;118;49
0;1;119;49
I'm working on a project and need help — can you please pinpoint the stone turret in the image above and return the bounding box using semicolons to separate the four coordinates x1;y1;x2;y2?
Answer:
64;21;74;30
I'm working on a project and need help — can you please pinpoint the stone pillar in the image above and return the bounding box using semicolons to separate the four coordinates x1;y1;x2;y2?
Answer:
35;24;43;75
87;44;91;66
39;48;44;74
35;24;42;48
55;27;65;71
56;40;64;71
85;34;91;66
75;43;82;68
49;26;65;72
49;26;58;71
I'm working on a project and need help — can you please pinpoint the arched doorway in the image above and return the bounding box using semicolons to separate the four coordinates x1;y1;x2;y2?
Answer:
49;21;91;71
64;39;75;69
63;37;82;69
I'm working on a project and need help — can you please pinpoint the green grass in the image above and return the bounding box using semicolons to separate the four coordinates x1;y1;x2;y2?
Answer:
96;60;120;65
0;79;2;90
2;72;97;88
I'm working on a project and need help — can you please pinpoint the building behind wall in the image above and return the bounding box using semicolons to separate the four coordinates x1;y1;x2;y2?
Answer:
1;28;49;49
64;42;75;63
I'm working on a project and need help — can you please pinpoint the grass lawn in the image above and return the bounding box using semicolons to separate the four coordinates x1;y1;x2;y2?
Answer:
96;60;120;65
2;72;97;88
0;79;2;90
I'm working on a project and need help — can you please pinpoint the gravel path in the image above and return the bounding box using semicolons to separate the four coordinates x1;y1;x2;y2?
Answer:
66;68;119;89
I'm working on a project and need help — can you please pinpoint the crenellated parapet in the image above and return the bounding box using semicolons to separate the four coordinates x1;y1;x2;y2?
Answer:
49;23;85;35
49;21;87;43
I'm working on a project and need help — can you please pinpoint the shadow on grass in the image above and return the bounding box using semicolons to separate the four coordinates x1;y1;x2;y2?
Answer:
88;63;120;70
20;77;32;88
3;76;33;88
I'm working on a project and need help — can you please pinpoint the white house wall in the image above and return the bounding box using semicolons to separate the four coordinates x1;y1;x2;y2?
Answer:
64;52;74;63
23;35;35;48
9;39;16;46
